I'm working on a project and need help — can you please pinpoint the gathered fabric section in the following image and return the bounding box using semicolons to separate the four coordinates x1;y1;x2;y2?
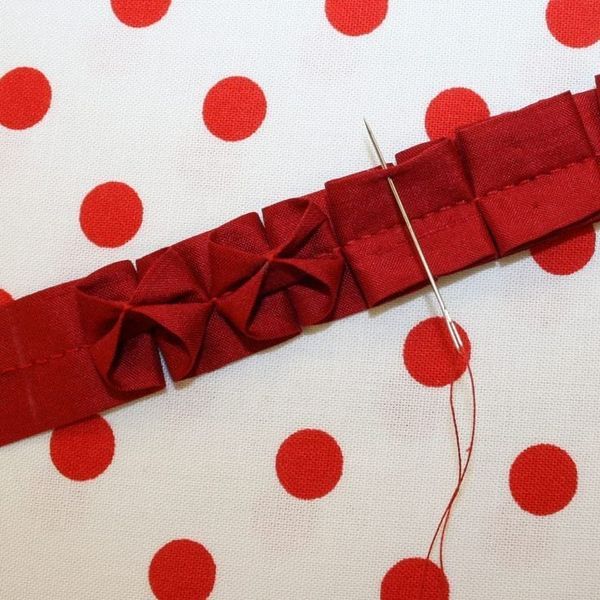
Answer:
2;76;600;446
78;203;346;393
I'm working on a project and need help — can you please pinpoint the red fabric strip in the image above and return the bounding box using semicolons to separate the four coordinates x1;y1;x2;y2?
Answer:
0;279;164;445
2;76;600;446
325;138;495;305
457;91;600;254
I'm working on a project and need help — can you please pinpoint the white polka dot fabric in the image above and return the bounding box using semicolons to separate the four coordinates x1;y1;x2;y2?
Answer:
1;1;600;598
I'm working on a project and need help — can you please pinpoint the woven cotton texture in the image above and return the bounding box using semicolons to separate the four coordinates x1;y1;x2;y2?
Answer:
1;1;600;599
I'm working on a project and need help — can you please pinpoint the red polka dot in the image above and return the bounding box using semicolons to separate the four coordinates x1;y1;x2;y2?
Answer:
276;429;343;500
111;0;171;28
425;88;489;140
50;415;115;481
0;289;13;305
325;0;388;36
149;539;216;600
381;558;449;600
531;225;596;275
403;317;470;387
509;444;577;516
546;0;600;48
80;181;143;248
0;67;51;130
202;76;267;142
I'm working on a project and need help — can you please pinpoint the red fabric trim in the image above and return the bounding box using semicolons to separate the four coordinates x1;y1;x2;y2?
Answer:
2;77;600;446
325;138;496;305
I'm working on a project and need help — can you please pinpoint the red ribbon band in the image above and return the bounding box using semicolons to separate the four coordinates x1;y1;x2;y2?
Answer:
2;78;600;446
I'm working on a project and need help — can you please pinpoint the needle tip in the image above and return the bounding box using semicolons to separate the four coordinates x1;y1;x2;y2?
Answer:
448;320;465;355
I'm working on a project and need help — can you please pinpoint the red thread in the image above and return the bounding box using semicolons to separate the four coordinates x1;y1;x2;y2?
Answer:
426;364;477;572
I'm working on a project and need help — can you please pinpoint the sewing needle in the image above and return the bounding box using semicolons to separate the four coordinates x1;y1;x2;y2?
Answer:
363;119;464;353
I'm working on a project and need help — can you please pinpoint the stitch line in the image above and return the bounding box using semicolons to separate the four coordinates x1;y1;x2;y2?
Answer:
478;155;597;199
0;345;90;377
318;154;598;256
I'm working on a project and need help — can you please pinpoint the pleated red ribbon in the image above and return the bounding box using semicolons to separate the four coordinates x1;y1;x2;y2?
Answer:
2;76;600;446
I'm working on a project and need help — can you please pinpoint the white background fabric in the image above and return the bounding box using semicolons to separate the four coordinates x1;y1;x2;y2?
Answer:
1;1;599;598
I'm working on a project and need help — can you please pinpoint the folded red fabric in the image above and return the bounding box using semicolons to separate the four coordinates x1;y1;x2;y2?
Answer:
2;77;600;446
